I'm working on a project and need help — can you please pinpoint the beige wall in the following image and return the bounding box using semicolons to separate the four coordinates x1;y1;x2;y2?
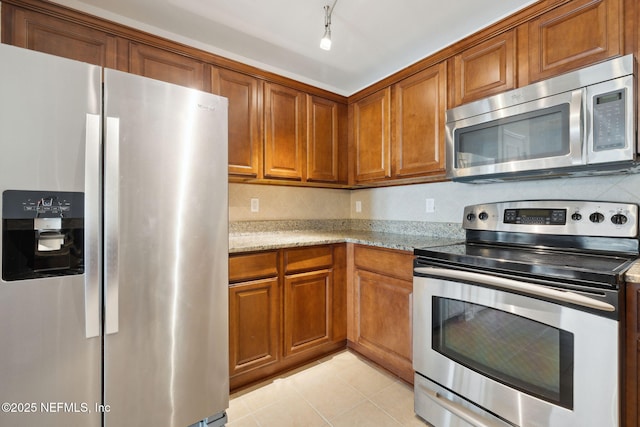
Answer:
230;173;640;223
229;183;350;221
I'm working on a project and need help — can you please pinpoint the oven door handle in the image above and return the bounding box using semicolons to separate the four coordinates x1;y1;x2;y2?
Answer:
414;267;615;312
419;385;505;427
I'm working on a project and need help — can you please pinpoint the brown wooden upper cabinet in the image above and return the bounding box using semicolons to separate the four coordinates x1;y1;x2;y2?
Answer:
351;87;392;184
128;43;207;90
1;3;121;69
307;96;341;183
451;30;517;107
351;63;447;185
392;62;447;179
211;67;263;178
264;82;306;180
527;0;622;83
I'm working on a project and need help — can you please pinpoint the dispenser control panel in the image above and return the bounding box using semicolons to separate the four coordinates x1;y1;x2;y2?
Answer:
2;190;84;219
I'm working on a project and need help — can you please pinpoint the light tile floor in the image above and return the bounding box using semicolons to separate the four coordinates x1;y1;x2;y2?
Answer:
227;350;428;427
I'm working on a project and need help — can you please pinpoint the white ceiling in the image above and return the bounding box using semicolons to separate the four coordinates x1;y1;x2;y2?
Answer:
51;0;537;96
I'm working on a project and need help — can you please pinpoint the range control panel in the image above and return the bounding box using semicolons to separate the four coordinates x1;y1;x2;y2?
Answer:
463;200;638;238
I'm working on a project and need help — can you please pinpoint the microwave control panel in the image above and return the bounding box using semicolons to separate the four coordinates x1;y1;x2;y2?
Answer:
593;89;626;151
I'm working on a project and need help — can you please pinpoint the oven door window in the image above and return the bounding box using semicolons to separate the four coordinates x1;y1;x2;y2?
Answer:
432;297;574;409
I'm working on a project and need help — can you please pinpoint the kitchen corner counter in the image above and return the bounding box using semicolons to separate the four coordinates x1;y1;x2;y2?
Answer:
626;259;640;283
229;228;462;254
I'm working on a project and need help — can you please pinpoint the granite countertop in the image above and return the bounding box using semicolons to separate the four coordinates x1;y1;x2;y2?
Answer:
229;229;461;253
228;220;640;283
626;260;640;283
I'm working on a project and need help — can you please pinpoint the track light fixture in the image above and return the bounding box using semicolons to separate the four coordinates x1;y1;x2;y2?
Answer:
320;0;338;50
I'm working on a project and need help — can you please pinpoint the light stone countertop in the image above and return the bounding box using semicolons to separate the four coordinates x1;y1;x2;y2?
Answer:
229;222;640;284
229;230;461;254
626;259;640;283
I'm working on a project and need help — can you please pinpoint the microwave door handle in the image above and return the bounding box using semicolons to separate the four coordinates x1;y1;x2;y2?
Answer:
414;267;615;312
84;114;101;339
104;117;120;335
419;385;504;427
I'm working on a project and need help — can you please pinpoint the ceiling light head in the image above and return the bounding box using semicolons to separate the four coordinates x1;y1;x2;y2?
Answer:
320;28;331;51
320;1;337;51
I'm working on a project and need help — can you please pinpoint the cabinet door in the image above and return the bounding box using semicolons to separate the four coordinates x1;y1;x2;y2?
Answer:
352;87;391;183
352;269;413;382
2;4;120;68
284;270;332;356
212;67;263;177
307;96;340;182
452;30;516;106
229;277;279;376
625;282;640;427
527;0;622;82
392;62;447;178
264;83;306;180
129;43;206;90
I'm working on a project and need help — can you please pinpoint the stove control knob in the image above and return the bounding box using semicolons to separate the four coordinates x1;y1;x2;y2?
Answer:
611;214;628;225
478;211;489;221
571;212;582;221
589;212;605;223
466;213;476;222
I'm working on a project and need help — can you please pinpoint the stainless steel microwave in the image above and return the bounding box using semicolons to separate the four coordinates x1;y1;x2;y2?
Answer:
446;55;637;183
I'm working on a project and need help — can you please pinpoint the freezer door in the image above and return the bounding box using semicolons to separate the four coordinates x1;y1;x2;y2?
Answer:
103;69;229;426
0;45;102;426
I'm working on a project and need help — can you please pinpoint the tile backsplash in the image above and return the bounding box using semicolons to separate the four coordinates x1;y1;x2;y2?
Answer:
229;173;640;225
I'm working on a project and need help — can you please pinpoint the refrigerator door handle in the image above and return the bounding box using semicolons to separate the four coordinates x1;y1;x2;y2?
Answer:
84;114;101;339
105;116;120;335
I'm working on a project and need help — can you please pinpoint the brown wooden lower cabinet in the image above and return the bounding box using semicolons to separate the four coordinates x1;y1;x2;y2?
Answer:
228;242;415;391
228;244;346;391
625;281;640;427
229;277;280;377
348;244;415;384
284;269;333;356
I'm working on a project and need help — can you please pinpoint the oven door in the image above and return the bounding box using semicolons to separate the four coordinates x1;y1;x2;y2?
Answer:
413;267;620;427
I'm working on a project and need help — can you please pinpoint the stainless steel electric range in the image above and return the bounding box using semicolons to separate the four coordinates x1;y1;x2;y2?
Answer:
413;200;639;427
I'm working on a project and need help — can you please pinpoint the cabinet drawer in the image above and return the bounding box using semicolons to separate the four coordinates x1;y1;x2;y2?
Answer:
354;245;414;282
284;246;333;274
229;251;278;283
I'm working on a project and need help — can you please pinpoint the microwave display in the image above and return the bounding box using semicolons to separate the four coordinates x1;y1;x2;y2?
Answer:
593;89;626;151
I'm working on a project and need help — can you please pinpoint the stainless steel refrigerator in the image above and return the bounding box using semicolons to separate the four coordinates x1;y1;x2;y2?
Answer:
0;43;229;427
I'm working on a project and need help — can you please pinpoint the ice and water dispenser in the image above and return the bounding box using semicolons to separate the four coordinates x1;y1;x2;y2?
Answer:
2;190;84;281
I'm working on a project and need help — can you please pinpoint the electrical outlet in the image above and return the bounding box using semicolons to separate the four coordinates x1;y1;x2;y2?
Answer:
355;201;362;213
426;198;435;213
250;198;259;213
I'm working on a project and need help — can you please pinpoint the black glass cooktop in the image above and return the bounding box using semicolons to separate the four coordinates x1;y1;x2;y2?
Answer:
414;242;637;288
